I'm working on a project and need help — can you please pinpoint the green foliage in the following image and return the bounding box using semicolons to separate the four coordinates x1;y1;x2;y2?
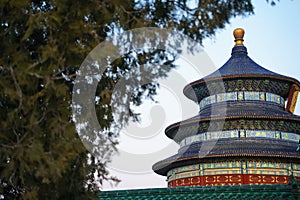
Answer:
0;0;259;199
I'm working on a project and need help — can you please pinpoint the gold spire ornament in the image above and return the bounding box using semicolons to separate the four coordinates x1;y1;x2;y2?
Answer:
233;28;245;46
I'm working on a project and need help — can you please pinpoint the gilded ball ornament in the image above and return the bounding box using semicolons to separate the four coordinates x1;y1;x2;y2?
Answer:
233;28;245;46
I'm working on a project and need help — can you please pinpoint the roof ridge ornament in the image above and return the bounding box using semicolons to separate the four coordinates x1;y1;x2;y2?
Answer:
233;28;245;46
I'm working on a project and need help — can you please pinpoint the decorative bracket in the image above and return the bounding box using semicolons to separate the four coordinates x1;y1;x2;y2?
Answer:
286;84;300;113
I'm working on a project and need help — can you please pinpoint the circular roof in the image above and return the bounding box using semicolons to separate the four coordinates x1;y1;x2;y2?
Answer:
153;138;300;175
183;30;300;102
165;101;300;142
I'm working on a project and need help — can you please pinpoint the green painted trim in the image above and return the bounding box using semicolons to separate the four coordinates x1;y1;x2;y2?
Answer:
98;182;300;199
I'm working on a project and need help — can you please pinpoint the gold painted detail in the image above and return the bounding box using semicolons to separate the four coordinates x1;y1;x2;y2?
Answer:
180;130;300;147
200;91;284;109
167;162;298;182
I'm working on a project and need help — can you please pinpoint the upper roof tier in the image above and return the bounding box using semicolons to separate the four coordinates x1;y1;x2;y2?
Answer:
183;29;300;103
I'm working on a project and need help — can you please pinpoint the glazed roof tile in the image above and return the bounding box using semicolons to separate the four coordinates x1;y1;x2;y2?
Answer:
203;46;282;78
98;183;300;199
183;46;300;102
165;101;300;141
153;138;300;175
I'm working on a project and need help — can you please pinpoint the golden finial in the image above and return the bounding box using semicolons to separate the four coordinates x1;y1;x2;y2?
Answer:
233;28;245;46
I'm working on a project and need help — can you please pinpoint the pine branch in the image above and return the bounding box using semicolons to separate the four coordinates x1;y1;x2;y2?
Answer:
9;66;23;111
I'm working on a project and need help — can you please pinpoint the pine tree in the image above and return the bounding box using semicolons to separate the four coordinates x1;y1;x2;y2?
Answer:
0;0;274;199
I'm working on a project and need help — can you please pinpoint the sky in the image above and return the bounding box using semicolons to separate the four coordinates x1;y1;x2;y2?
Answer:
102;0;300;190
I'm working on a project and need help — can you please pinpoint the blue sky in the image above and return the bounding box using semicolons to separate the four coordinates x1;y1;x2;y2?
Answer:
103;0;300;190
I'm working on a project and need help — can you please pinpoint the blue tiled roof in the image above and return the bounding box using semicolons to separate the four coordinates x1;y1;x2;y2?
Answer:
153;138;300;175
164;101;300;142
204;46;281;78
183;46;300;102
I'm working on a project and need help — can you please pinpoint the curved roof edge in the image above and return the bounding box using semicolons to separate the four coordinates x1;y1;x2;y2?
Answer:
153;138;300;176
165;115;300;141
183;46;300;102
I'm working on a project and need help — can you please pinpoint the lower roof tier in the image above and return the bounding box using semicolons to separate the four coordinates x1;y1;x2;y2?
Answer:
152;138;300;176
166;101;300;143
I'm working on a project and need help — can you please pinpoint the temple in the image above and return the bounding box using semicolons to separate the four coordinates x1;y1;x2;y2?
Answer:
152;28;300;187
98;28;300;199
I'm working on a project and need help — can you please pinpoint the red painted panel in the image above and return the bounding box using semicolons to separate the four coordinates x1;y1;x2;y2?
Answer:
168;174;292;187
